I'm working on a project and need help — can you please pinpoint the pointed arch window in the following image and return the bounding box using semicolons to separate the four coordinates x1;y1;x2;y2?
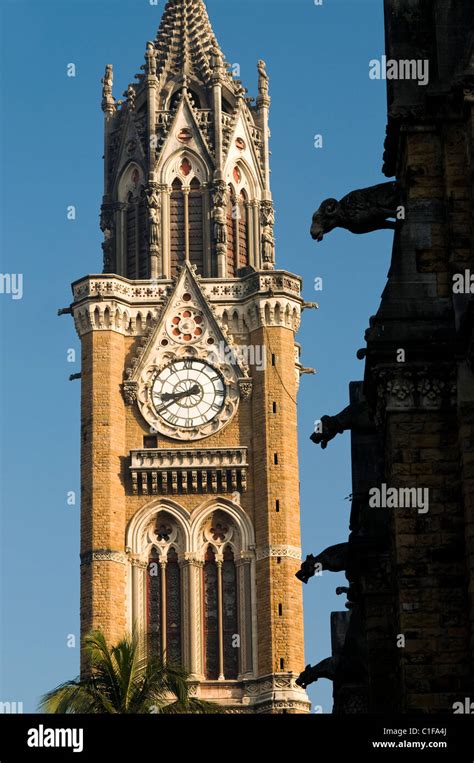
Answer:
170;178;185;275
188;177;204;275
203;546;219;680
147;545;182;665
170;175;204;277
203;543;239;680
222;546;238;679
226;185;249;276
226;186;237;277
125;189;149;279
237;190;249;271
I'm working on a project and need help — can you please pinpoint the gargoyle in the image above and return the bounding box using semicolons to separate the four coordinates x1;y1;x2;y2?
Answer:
295;543;348;583
310;181;401;242
311;400;370;449
296;657;339;688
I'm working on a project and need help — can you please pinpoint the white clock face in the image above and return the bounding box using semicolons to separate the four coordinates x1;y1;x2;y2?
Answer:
151;359;226;429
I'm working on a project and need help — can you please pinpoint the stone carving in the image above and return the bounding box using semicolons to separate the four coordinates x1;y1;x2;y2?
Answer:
100;205;115;273
125;84;136;111
145;41;157;76
256;545;301;561
146;186;161;250
123;381;138;405
311;400;371;449
257;60;269;95
260;201;275;269
101;64;115;112
81;549;126;566
310;182;401;242
296;658;339;688
238;378;253;400
211;181;227;246
296;543;348;583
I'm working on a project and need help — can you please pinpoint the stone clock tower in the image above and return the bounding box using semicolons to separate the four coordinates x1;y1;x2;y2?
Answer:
70;0;310;713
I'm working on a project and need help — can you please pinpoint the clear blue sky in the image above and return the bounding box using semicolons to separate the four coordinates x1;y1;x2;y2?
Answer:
0;0;392;713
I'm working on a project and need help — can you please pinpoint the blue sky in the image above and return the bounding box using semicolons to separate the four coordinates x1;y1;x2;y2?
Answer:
0;0;392;713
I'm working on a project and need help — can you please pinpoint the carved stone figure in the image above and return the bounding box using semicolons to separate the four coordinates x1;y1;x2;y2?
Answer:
257;60;269;95
213;205;227;244
260;200;275;268
310;181;401;242
145;41;157;75
296;543;348;583
311;400;370;449
149;207;160;246
125;85;136;111
310;400;372;450
212;181;227;209
101;64;113;98
296;658;339;688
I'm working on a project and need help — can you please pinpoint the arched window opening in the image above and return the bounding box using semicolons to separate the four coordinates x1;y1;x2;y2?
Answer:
126;189;149;279
223;546;238;679
203;546;219;680
170;178;185;275
146;523;182;665
222;97;233;115
169;88;201;111
147;548;161;656
203;532;239;681
226;185;237;277
166;547;182;665
237;190;249;270
188;177;204;275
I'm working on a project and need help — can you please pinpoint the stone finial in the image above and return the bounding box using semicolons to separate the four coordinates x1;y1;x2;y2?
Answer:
101;64;116;113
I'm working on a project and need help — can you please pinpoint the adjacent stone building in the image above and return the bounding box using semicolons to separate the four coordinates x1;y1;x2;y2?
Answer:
303;0;474;713
69;0;310;713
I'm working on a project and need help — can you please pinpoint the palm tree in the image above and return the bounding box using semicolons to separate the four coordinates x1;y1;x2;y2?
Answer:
39;630;219;714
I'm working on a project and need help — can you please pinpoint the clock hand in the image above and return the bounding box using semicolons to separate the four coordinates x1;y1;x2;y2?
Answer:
160;384;200;403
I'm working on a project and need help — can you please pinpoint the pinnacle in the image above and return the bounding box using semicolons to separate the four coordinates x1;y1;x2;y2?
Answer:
151;0;234;88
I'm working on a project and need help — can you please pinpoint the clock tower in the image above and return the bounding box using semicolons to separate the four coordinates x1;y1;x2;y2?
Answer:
70;0;310;713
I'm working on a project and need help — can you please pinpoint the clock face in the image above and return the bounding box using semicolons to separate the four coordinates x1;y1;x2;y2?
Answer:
151;359;226;429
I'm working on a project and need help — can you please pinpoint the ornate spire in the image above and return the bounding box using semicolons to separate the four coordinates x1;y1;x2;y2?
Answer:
151;0;236;90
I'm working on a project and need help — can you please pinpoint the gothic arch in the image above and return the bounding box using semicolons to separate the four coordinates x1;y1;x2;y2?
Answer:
160;148;211;188
190;496;256;553
126;497;191;559
117;161;146;202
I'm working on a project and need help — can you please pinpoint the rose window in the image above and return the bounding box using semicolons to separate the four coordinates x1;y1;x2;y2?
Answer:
166;307;205;344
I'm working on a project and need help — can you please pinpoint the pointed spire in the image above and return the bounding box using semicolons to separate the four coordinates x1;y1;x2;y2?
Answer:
151;0;236;90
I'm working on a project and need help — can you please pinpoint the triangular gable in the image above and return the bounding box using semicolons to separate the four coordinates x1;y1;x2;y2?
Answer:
123;264;251;440
223;104;265;190
155;93;214;170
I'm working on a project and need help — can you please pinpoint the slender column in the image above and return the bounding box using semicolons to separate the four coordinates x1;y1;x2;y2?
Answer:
131;559;147;653
160;558;167;660
162;186;171;278
236;555;254;677
253;202;261;270
184;554;204;680
212;82;223;176
217;557;225;680
245;201;253;268
234;195;240;274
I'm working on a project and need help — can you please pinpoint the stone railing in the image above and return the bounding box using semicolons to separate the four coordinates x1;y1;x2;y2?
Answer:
129;447;248;495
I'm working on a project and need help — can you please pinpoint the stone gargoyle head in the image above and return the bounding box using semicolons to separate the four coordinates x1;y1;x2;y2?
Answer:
310;198;339;242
